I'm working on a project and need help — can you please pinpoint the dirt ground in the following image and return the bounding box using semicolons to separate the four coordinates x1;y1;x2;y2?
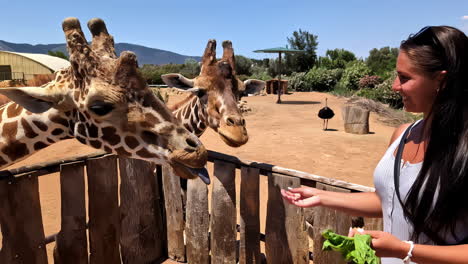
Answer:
0;91;400;261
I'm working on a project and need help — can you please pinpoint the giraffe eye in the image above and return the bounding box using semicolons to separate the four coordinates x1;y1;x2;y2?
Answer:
197;89;206;98
89;101;114;116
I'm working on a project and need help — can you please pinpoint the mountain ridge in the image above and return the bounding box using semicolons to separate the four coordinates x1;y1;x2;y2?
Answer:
0;40;201;65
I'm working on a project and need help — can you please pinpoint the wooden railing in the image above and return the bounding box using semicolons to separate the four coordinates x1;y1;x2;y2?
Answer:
0;150;382;264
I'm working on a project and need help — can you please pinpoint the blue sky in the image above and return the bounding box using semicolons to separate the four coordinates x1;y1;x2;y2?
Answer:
0;0;466;60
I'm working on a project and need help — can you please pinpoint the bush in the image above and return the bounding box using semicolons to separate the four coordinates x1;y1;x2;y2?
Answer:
250;65;272;81
288;72;309;91
358;75;382;89
305;67;342;91
355;71;402;108
339;61;371;90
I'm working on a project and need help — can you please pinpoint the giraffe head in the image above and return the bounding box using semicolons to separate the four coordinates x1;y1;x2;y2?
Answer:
0;18;209;183
162;40;265;147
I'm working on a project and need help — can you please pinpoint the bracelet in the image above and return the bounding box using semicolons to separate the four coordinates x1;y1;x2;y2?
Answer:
402;240;414;264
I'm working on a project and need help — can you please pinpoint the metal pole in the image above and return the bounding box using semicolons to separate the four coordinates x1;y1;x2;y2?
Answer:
276;52;282;104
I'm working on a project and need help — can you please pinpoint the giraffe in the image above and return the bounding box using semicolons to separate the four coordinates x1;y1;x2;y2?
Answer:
161;40;265;147
0;18;210;183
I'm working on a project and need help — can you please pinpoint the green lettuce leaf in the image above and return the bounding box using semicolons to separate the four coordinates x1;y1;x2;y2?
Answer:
322;229;379;264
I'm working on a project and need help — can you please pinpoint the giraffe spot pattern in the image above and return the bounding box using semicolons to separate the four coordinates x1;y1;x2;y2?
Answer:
141;131;158;146
136;148;160;159
1;141;28;162
34;141;48;151
124;136;139;149
47;138;55;144
0;156;7;167
104;145;112;153
7;104;23;118
21;118;38;138
101;127;121;146
144;113;160;125
52;128;64;136
77;124;87;137
3;121;18;140
115;146;131;156
89;140;102;149
50;115;69;128
32;120;48;132
87;123;99;138
75;136;87;145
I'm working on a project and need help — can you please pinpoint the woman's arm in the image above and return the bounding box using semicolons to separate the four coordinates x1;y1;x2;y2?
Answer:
281;187;382;217
360;230;468;264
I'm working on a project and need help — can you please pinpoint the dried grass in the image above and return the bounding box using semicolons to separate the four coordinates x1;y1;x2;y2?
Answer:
346;96;421;127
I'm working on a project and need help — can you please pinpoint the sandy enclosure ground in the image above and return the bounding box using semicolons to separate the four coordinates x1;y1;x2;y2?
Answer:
0;92;399;261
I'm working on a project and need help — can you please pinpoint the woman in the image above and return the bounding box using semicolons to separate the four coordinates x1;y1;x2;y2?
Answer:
282;26;468;263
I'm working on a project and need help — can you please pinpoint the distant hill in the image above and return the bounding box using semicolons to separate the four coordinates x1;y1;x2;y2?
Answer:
0;40;201;65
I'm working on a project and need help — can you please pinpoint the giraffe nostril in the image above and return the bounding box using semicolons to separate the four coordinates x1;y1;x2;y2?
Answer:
241;118;246;126
186;138;199;149
226;117;235;126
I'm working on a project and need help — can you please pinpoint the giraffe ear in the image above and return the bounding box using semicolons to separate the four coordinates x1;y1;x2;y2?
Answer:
161;73;194;90
0;87;67;113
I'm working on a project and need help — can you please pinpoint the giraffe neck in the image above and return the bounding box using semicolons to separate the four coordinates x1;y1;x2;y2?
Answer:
0;102;73;169
172;95;208;137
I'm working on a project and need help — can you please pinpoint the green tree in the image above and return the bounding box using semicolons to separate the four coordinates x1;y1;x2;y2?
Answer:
180;58;200;78
48;50;68;60
284;29;319;73
318;48;356;69
365;47;399;79
234;55;253;76
339;60;371;90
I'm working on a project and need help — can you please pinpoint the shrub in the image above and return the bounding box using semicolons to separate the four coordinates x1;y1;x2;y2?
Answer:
358;75;382;89
339;61;371;90
250;65;272;81
288;72;309;91
305;67;342;91
355;71;402;108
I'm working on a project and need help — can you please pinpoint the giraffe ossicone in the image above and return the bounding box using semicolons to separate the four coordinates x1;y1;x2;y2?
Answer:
0;17;209;183
162;39;266;147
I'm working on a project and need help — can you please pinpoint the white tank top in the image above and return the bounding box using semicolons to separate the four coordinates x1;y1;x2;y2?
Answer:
373;120;468;264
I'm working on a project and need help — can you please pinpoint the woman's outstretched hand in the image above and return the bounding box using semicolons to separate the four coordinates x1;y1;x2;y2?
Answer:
280;187;323;207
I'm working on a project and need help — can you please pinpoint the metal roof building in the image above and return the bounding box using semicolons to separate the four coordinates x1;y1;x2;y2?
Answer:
0;51;70;81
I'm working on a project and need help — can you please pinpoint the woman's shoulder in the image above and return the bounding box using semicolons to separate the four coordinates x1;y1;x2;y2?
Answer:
388;123;413;146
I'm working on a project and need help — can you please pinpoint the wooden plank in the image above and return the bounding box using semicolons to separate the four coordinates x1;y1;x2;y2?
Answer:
185;177;209;264
364;217;384;231
53;162;88;264
0;151;108;180
210;160;237;264
239;166;260;264
311;183;353;264
87;155;121;264
0;173;47;264
161;165;185;262
119;158;165;263
206;150;374;193
265;173;308;264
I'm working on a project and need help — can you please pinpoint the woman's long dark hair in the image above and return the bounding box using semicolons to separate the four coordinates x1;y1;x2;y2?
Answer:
400;26;468;244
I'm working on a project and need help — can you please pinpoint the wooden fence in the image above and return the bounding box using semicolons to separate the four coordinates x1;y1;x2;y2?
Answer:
0;150;382;264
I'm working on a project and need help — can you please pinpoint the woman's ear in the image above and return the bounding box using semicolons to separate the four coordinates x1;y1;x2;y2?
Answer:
436;70;448;91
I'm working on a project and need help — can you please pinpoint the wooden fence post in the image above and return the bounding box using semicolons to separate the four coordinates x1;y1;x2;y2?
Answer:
87;155;121;264
161;165;185;262
0;173;47;264
54;162;88;264
185;177;210;264
239;166;261;264
265;173;309;264
211;160;237;264
119;158;165;263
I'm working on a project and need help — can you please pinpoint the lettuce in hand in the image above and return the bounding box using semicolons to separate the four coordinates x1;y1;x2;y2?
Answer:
322;229;379;264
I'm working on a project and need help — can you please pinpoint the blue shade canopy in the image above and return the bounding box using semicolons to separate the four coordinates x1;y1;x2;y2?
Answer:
253;47;304;53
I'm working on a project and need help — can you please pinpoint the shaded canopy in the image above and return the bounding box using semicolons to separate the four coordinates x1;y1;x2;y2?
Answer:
253;47;304;53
